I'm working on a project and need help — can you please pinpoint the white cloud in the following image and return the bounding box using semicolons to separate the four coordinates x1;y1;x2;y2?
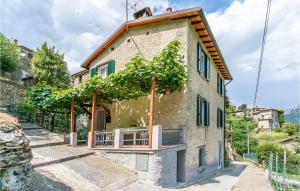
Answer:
1;0;299;108
206;0;300;108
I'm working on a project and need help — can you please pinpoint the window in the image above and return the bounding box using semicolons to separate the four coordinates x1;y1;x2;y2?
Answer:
217;73;224;96
98;67;107;78
198;146;206;167
217;108;224;128
197;95;210;126
197;43;210;80
79;75;82;83
90;60;115;77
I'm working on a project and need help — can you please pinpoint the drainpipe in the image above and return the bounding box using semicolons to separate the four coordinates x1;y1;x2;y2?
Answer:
224;80;232;167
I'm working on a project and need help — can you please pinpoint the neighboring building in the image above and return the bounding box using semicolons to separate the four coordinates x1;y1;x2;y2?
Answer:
234;105;280;129
252;108;280;129
71;70;88;87
71;7;232;186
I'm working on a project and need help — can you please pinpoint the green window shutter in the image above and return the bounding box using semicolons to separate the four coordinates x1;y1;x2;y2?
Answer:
207;102;210;126
90;67;97;77
217;74;220;94
206;56;210;80
217;109;219;128
107;60;115;76
197;95;200;125
197;43;200;73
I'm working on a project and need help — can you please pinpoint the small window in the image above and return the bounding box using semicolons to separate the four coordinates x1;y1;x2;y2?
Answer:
79;75;82;83
98;67;107;78
217;73;223;96
197;95;210;126
197;43;210;80
199;146;206;167
217;108;224;128
28;52;33;59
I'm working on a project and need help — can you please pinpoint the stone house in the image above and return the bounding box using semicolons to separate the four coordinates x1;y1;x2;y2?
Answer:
234;105;280;129
71;7;232;186
252;108;280;129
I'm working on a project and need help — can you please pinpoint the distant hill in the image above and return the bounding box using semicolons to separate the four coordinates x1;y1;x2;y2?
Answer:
285;106;300;125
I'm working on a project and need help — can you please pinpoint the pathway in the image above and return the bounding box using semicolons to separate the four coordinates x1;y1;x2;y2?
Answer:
231;162;273;191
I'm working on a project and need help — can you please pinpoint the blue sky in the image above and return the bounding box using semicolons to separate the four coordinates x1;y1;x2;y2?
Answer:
1;0;300;110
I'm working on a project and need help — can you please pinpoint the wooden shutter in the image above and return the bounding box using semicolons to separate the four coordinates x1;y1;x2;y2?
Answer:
206;56;210;80
207;102;210;126
217;108;219;127
90;67;97;77
217;74;220;94
107;60;115;75
197;43;200;73
197;95;200;125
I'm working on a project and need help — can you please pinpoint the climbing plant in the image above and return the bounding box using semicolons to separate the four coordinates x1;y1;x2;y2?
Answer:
24;40;187;115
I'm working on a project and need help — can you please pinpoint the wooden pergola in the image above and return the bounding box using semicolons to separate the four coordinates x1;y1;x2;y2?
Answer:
69;76;157;149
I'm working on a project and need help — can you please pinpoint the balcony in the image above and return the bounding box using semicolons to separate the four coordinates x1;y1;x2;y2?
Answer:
91;126;185;151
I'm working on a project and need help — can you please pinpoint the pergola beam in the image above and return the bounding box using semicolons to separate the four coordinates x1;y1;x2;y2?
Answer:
89;92;97;148
148;76;156;149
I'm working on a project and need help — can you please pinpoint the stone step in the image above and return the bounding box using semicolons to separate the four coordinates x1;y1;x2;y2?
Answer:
30;141;66;148
32;151;95;168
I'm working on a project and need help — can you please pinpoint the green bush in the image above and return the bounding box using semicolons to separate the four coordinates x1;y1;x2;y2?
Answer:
283;123;300;136
257;132;289;142
228;117;258;155
15;100;36;122
256;143;284;166
77;126;88;141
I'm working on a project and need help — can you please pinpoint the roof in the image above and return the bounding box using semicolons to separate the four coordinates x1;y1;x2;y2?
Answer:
71;70;88;77
81;7;232;80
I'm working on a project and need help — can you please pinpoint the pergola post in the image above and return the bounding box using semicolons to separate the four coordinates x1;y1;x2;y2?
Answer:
70;98;77;146
88;92;96;148
149;76;156;149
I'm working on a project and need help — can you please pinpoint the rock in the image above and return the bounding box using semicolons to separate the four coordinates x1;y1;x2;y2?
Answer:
0;112;32;190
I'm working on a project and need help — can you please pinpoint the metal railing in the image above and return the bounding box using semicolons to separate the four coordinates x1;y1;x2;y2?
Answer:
122;128;148;146
95;131;114;146
162;128;183;145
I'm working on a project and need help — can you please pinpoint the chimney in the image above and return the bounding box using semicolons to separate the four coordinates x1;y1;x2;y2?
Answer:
133;7;152;19
166;7;172;13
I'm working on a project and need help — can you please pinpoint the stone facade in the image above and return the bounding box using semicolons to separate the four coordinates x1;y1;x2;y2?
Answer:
0;113;32;190
0;77;25;108
74;17;226;184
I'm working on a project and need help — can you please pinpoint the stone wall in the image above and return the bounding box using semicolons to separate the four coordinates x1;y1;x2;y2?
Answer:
0;113;32;190
95;144;186;187
89;19;189;131
0;77;25;108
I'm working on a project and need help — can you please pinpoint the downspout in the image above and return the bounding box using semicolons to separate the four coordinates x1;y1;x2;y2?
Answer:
224;79;233;167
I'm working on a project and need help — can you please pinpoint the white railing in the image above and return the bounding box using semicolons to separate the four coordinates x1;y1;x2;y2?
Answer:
95;131;114;146
122;128;148;146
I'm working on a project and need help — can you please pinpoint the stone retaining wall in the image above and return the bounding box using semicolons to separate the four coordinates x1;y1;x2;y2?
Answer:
0;77;25;108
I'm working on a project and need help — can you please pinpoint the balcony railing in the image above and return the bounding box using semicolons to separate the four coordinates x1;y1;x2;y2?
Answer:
95;131;114;146
93;126;184;149
122;128;148;146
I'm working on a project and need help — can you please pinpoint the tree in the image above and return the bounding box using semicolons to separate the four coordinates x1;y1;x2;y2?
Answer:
277;109;284;126
0;33;20;74
31;42;70;88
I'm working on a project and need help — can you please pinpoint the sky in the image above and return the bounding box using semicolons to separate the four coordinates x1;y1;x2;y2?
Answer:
1;0;299;110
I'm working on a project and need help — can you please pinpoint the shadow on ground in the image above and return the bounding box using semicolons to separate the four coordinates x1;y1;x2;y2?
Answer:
195;163;247;186
26;169;73;191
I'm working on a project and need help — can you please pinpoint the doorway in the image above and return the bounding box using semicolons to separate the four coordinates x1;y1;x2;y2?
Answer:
218;140;223;169
177;150;186;183
96;110;106;131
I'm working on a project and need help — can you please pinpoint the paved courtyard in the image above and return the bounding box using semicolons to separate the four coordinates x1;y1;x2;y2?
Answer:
22;122;273;191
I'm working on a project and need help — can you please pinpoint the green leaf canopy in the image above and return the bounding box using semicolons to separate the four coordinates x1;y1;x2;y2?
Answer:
27;40;187;112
